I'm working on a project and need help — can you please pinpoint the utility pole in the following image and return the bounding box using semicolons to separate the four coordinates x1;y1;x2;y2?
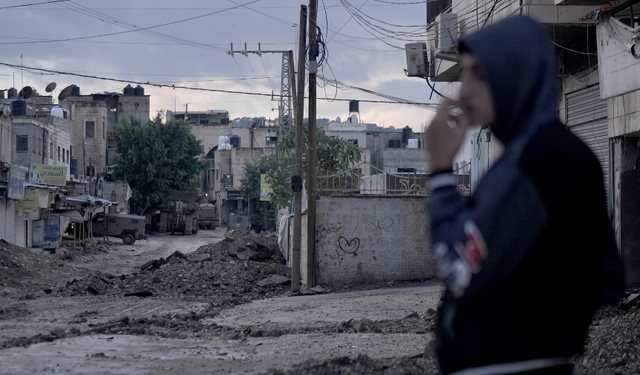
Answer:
292;4;307;291
306;0;318;288
227;44;294;138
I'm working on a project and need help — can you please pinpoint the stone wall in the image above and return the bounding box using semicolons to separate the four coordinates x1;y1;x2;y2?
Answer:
306;195;436;288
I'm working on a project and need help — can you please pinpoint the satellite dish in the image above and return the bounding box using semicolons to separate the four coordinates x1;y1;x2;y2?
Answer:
18;86;32;100
45;82;57;93
58;84;74;101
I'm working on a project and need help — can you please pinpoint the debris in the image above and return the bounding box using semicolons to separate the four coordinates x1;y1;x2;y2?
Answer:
257;275;290;287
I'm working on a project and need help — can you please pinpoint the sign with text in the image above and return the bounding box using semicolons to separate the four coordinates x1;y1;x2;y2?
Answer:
33;215;60;248
260;174;272;201
15;188;41;220
8;165;25;200
226;190;243;200
29;164;68;186
222;174;234;190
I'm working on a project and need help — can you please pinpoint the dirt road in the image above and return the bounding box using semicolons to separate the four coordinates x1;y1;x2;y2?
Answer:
1;229;639;375
0;229;443;375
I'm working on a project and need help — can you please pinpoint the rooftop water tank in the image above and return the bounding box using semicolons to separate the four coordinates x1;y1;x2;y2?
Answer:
134;85;145;96
70;85;80;96
12;100;27;116
402;126;413;145
123;84;134;96
229;135;240;148
349;100;359;113
218;135;230;150
7;88;18;99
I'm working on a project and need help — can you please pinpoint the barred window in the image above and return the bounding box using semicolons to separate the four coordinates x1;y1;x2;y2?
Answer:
85;121;95;138
16;135;28;152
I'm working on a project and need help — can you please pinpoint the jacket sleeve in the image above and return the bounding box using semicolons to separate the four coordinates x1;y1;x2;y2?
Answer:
427;166;548;304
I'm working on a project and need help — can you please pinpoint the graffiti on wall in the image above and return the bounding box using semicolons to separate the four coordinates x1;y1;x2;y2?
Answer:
338;236;360;255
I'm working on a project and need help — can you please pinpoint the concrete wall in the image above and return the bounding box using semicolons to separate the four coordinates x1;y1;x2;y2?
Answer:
597;16;640;100
192;125;279;155
118;95;150;125
311;195;436;288
609;89;640;137
69;104;108;176
382;148;429;173
0;118;11;164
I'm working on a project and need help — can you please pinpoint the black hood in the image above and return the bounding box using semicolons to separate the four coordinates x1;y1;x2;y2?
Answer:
458;16;558;145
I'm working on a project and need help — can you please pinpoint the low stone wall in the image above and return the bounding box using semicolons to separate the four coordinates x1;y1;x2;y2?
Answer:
312;195;436;288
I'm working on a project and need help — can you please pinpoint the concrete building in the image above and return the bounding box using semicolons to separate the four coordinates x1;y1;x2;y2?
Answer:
324;115;470;192
57;85;150;178
0;101;72;249
425;0;640;285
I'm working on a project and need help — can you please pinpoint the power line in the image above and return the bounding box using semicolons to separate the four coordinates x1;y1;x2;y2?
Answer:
0;0;68;10
0;61;434;107
0;0;259;50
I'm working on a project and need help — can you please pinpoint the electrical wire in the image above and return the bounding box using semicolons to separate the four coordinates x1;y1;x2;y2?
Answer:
226;0;297;27
0;0;68;10
318;74;438;110
0;61;435;107
0;0;259;50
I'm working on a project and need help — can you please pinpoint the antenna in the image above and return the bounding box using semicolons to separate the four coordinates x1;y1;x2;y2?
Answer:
18;86;32;100
58;84;74;101
45;82;57;93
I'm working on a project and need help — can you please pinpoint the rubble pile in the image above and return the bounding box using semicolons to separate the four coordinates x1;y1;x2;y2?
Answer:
572;294;640;375
0;240;87;298
57;231;291;309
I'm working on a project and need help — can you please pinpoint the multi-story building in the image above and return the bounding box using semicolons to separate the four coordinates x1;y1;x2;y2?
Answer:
57;84;150;178
0;83;148;248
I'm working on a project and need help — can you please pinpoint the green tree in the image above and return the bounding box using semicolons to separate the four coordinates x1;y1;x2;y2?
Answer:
110;115;207;214
239;155;279;231
250;123;362;208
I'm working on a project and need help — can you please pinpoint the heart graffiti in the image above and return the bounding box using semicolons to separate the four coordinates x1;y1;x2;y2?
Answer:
338;237;360;255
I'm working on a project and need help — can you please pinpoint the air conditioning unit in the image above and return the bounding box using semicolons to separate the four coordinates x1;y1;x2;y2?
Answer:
435;13;458;56
405;42;428;77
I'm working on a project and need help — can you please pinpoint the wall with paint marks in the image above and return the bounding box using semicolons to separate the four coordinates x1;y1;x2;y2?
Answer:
314;195;436;287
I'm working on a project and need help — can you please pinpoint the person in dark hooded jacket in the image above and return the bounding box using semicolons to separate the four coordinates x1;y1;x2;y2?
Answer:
425;15;625;375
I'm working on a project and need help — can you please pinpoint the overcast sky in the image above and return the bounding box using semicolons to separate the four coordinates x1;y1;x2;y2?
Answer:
0;0;438;132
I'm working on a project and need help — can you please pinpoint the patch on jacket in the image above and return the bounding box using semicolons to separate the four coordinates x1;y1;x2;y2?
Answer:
456;220;487;273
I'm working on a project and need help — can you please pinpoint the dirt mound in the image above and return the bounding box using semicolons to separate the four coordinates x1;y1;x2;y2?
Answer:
56;231;291;310
572;297;640;375
0;239;87;298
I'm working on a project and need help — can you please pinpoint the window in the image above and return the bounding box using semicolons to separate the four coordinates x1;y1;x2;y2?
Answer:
50;143;53;159
62;149;65;162
85;121;95;138
347;139;358;145
398;168;416;173
16;135;28;152
66;150;69;163
37;138;42;155
58;146;61;161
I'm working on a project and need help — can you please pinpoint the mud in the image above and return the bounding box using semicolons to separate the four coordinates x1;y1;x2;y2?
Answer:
1;230;639;374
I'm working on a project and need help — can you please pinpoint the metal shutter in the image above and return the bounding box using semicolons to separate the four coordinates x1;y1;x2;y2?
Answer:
1;200;17;245
15;219;27;248
566;84;609;199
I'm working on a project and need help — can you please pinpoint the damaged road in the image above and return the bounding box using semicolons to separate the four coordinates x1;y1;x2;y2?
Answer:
1;228;639;374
